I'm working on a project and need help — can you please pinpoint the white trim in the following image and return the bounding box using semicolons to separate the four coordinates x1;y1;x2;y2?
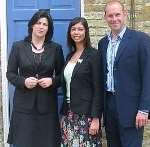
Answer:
81;0;84;17
0;0;10;147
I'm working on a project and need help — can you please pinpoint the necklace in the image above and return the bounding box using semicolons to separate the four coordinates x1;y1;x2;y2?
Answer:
31;42;44;51
70;50;83;62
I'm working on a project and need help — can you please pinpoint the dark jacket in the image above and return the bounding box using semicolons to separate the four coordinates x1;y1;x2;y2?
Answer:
61;48;103;118
7;40;64;113
98;28;150;127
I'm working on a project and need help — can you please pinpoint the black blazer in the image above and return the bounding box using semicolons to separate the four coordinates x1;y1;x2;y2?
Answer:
61;48;103;117
7;40;64;113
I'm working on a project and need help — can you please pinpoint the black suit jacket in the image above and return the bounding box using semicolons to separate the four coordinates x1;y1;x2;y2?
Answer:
7;40;64;113
98;28;150;127
61;48;103;117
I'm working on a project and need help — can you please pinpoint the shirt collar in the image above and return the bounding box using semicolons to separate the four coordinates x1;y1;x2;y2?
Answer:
107;26;127;41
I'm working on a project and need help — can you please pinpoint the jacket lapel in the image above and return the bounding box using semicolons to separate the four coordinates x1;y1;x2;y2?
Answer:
71;49;89;80
102;38;109;73
23;41;36;66
115;28;131;64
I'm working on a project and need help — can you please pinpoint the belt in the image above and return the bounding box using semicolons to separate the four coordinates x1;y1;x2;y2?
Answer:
106;91;116;96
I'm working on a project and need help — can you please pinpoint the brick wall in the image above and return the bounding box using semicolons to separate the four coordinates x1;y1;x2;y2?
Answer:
84;0;150;147
84;0;150;48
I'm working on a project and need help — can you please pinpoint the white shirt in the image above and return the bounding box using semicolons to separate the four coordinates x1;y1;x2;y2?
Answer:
64;62;76;103
106;26;126;92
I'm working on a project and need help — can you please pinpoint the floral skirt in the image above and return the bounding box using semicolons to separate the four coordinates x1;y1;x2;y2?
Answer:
61;110;102;147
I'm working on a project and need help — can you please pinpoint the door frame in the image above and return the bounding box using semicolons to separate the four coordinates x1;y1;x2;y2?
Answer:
0;1;84;147
0;0;9;146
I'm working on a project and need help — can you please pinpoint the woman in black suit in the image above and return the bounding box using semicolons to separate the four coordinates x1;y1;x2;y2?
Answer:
60;17;103;147
6;10;64;147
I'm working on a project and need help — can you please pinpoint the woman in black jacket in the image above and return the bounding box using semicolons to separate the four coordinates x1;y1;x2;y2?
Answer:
7;10;64;147
60;17;103;147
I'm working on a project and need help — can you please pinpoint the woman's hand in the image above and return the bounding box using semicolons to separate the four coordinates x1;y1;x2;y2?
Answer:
89;118;100;135
25;77;38;89
38;77;53;88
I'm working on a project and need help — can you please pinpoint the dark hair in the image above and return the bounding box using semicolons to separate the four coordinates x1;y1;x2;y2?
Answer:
67;17;91;51
25;10;54;43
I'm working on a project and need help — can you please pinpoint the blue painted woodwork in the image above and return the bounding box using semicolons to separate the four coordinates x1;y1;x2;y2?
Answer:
7;0;80;130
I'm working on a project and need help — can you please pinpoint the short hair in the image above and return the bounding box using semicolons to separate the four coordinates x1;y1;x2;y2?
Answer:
67;17;91;51
104;0;125;15
25;10;54;43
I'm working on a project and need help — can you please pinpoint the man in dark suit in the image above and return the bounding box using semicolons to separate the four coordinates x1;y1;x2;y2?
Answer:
98;1;150;147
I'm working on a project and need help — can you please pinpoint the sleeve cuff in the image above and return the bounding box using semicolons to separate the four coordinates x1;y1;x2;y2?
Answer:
138;110;149;115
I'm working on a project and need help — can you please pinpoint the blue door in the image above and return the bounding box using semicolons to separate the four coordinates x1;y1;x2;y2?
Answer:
7;0;80;123
7;0;80;55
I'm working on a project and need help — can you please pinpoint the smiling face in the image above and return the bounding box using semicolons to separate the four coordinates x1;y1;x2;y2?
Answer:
70;22;86;46
105;2;127;35
32;17;48;39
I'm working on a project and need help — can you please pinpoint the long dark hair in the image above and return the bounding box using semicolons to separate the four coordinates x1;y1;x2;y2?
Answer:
24;10;54;43
67;17;91;52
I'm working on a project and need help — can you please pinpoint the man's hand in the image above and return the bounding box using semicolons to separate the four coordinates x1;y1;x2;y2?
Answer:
136;111;149;129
